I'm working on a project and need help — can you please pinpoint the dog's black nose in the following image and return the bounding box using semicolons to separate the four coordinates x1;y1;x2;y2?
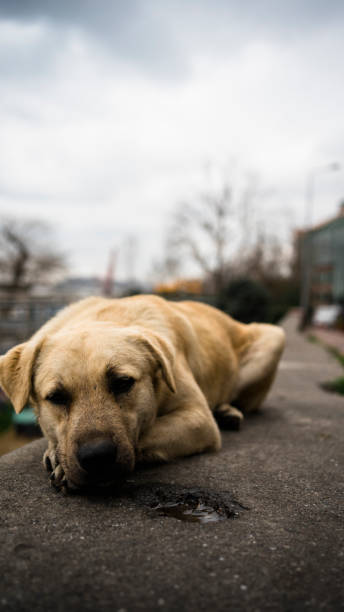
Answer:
77;439;117;478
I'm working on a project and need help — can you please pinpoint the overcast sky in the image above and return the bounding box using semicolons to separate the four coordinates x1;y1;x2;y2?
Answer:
1;0;343;282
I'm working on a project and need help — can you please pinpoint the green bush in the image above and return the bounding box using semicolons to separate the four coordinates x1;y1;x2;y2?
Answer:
218;278;271;323
320;377;344;395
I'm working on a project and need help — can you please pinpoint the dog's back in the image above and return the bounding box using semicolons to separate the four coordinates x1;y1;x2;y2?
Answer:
32;294;284;413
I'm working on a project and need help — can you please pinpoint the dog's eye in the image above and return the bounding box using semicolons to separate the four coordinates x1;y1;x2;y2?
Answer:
108;375;135;396
45;389;70;406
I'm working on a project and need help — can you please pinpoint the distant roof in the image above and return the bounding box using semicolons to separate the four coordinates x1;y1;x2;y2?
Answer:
301;203;344;235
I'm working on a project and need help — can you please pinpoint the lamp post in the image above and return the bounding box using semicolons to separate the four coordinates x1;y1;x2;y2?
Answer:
304;162;341;229
299;162;340;330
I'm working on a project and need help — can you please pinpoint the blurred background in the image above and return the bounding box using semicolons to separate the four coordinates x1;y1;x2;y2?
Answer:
1;0;344;453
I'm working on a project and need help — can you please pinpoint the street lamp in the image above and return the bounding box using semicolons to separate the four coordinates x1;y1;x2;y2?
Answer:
304;162;341;229
300;162;341;330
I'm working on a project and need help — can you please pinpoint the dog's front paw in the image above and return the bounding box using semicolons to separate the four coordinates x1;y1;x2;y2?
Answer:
49;464;68;493
43;445;58;473
43;446;68;493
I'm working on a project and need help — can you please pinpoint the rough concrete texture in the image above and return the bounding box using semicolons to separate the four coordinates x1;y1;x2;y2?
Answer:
0;312;343;612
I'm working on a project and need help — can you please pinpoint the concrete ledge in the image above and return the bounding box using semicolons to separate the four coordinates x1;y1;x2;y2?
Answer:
1;313;343;612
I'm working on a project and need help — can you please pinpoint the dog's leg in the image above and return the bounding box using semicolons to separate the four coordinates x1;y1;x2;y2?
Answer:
214;403;244;430
234;324;285;413
137;401;221;464
137;361;222;464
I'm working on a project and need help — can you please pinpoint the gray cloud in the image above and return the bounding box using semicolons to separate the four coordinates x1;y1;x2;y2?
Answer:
0;1;185;77
1;1;344;77
2;0;343;30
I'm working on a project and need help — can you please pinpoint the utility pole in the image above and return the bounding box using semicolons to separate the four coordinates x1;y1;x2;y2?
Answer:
103;249;117;297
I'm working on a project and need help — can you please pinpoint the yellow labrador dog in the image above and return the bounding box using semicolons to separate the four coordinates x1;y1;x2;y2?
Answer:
0;295;285;491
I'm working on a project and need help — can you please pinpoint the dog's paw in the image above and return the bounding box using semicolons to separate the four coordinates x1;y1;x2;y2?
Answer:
49;463;68;493
214;404;244;431
43;447;68;493
43;446;58;473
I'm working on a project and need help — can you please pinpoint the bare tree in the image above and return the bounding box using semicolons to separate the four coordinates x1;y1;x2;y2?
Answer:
165;182;234;294
154;170;293;298
231;226;290;283
0;217;66;295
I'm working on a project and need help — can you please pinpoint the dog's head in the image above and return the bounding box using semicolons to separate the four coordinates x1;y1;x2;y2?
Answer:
0;322;176;488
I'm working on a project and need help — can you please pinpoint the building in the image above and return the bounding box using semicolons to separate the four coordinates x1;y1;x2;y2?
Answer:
299;203;344;306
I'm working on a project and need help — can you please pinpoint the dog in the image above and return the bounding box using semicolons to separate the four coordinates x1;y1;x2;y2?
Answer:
0;295;285;491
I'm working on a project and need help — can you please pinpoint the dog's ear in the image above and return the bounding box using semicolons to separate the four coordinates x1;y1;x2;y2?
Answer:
137;332;176;394
0;340;42;413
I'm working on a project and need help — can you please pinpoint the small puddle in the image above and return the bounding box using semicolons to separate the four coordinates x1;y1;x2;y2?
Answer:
123;483;249;524
153;501;227;523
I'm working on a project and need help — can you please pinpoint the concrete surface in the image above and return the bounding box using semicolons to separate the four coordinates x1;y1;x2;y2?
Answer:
0;312;343;612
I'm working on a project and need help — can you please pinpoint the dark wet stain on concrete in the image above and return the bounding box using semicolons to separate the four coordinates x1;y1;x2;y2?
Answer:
152;501;227;523
124;482;249;523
